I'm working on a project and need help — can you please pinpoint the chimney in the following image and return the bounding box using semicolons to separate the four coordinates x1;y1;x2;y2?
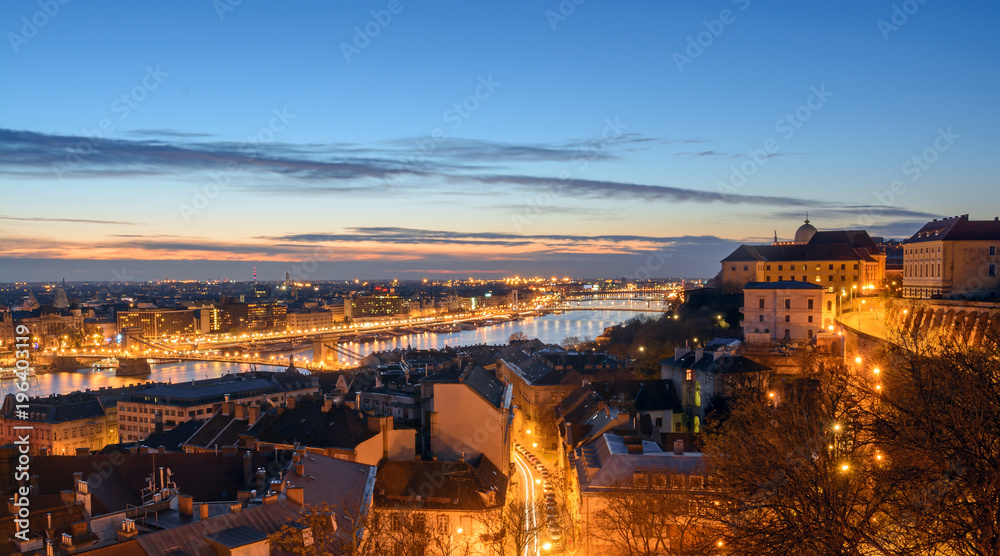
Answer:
178;494;193;516
230;503;241;514
75;447;89;458
296;463;305;476
459;451;465;464
243;451;253;488
674;346;691;360
199;503;209;520
154;411;163;434
673;439;684;455
73;472;83;484
235;404;247;420
694;348;704;362
322;395;335;413
287;487;305;506
286;397;296;410
248;405;261;423
47;513;52;529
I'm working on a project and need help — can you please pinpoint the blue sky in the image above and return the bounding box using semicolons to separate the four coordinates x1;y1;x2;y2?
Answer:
1;0;997;281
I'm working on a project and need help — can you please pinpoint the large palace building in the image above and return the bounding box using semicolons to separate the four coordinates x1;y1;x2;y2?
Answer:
720;219;886;293
902;214;1000;299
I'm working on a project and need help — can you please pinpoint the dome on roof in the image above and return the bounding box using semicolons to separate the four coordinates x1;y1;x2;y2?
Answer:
794;219;817;244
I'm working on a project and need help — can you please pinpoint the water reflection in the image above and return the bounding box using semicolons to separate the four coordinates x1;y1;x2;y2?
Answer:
16;301;661;398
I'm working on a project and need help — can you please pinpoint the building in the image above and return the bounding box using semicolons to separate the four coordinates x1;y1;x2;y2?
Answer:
345;294;406;320
117;372;318;442
356;387;421;422
369;457;507;555
116;308;197;338
721;220;885;292
659;343;770;431
215;301;287;332
0;393;117;455
568;431;709;556
285;307;336;331
244;395;416;465
902;214;1000;299
741;281;837;343
419;366;513;472
13;307;84;342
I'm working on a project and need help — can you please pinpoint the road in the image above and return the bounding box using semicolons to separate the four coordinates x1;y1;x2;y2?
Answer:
512;450;541;556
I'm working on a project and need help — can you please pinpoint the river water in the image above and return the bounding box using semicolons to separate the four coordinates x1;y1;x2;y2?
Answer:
10;300;664;399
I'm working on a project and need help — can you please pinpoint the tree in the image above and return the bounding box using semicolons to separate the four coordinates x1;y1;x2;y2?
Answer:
509;331;528;343
591;471;719;555
478;494;546;556
703;330;1000;556
865;330;1000;555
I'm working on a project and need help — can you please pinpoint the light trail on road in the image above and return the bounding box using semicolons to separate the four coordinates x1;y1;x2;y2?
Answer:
513;451;540;556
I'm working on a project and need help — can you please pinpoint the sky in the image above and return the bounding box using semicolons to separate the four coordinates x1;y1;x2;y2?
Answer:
1;0;997;282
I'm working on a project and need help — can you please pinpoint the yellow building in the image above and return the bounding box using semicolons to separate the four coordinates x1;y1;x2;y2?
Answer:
902;215;1000;299
0;394;117;454
721;220;885;292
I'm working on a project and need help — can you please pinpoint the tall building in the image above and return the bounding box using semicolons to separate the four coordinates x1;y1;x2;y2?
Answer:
345;294;406;320
902;214;1000;299
116;308;197;337
215;301;287;332
721;219;885;292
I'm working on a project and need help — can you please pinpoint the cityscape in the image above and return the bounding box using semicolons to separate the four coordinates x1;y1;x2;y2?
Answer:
1;2;999;556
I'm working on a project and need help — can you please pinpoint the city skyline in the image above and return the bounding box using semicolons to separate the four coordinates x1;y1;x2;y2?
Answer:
1;1;998;281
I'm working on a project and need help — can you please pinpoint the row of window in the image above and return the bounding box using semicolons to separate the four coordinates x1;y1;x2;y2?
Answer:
758;314;814;323
757;298;819;309
732;263;859;272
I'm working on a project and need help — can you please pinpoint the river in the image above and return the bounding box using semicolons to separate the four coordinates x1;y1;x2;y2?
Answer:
10;300;665;399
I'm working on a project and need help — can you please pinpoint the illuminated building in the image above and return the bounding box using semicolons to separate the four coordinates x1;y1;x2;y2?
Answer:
721;220;885;292
902;214;1000;299
116;308;196;337
345;294;406;320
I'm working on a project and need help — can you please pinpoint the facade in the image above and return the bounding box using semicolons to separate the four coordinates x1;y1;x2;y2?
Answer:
370;458;507;556
721;222;885;293
117;372;318;442
0;393;117;454
345;294;406;320
569;432;709;556
116;308;197;337
285;307;336;331
902;215;1000;299
215;302;287;332
357;387;420;421
741;281;837;343
659;344;770;431
13;309;84;341
420;366;513;472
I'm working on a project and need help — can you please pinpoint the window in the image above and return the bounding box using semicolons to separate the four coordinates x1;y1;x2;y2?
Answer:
363;399;370;409
829;264;834;270
759;298;765;309
766;265;771;271
784;299;791;309
841;275;846;281
802;275;806;282
815;265;821;271
828;275;834;281
990;264;996;278
743;265;748;271
685;369;692;381
791;264;796;271
808;315;814;323
991;246;996;256
785;315;790;322
841;264;846;270
436;515;449;534
766;276;771;282
759;315;764;322
778;265;783;271
730;265;736;271
827;300;833;311
815;276;821;282
655;417;663;428
807;298;814;309
854;264;859;270
754;328;760;333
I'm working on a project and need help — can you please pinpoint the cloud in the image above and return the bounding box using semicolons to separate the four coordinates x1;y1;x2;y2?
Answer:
0;128;822;207
128;129;215;138
0;215;139;225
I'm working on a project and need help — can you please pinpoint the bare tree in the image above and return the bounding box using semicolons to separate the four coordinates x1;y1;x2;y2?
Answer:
477;494;547;556
590;471;719;556
509;331;529;343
